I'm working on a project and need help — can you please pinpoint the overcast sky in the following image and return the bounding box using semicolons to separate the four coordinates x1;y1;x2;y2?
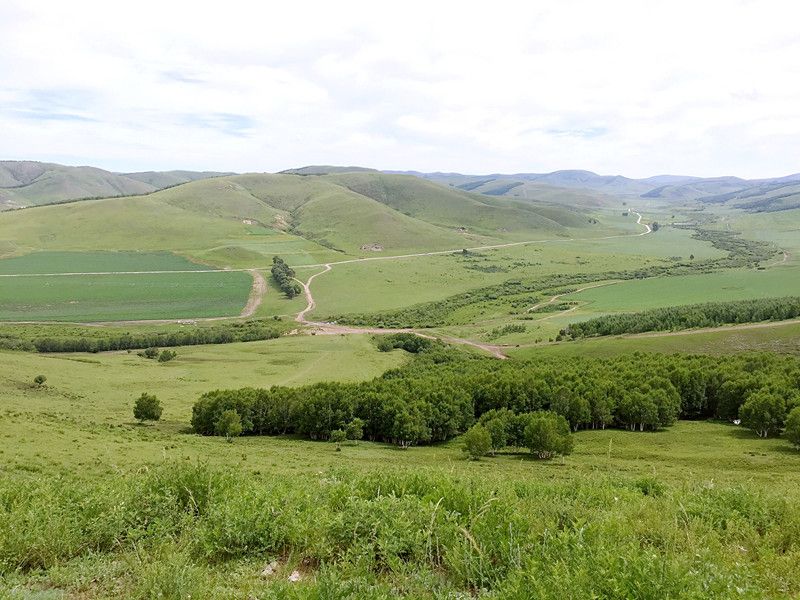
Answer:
1;1;798;178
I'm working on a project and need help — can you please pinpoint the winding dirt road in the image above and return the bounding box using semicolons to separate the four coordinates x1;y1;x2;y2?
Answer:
289;212;654;358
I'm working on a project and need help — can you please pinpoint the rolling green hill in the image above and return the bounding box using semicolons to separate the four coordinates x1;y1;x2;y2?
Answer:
0;171;613;265
324;172;595;237
0;161;230;209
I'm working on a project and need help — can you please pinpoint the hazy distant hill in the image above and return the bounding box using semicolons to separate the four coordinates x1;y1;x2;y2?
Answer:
697;180;800;212
0;161;230;209
392;168;800;210
279;165;379;176
123;170;233;189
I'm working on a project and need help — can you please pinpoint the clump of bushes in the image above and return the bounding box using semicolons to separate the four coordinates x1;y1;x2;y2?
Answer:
30;320;282;353
189;350;800;450
465;410;573;459
133;393;163;423
375;333;433;353
271;256;302;298
33;375;46;387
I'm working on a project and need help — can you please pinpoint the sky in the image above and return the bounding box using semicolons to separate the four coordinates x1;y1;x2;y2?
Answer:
0;0;799;178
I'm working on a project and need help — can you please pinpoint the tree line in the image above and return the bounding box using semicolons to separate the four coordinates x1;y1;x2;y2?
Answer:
31;320;282;353
563;296;800;339
191;348;800;448
271;256;302;298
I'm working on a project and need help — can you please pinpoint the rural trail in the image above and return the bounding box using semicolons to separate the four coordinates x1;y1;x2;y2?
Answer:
240;270;266;318
289;212;652;358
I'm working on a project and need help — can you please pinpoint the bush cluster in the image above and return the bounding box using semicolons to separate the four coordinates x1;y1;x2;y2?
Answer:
271;256;302;298
375;333;433;353
464;410;573;459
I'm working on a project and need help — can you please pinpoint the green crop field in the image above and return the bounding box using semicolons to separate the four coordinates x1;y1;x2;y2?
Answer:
0;251;209;274
0;271;252;321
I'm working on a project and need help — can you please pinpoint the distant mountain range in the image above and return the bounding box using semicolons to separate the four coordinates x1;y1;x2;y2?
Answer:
384;169;800;211
0;161;232;209
3;161;799;213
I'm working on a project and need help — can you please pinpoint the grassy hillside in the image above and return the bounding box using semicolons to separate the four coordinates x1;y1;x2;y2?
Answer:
325;172;596;238
0;161;153;208
0;161;230;209
0;172;622;266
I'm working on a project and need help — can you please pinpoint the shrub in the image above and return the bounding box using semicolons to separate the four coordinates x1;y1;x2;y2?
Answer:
158;350;177;363
33;374;46;387
133;393;163;423
461;425;491;460
330;429;347;447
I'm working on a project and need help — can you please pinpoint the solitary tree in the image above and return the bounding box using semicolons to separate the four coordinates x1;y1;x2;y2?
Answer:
461;424;491;460
133;393;163;423
215;410;243;442
783;406;800;448
33;374;47;387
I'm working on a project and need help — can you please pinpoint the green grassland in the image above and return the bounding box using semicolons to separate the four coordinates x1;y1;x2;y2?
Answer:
435;261;800;345
0;173;632;266
0;335;407;475
0;271;252;321
307;218;701;320
563;262;800;312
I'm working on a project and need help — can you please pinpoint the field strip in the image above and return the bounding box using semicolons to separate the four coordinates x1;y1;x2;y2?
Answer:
0;268;232;278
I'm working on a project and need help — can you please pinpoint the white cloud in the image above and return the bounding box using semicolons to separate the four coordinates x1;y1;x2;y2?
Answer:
0;0;798;177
